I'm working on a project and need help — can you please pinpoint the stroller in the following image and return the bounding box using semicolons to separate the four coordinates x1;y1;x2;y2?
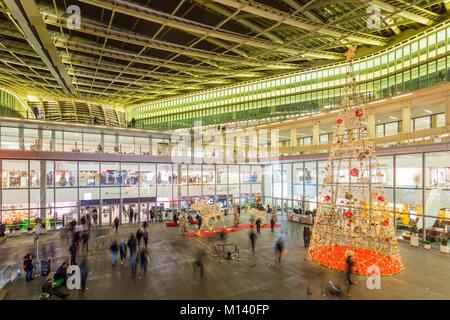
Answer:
40;259;51;277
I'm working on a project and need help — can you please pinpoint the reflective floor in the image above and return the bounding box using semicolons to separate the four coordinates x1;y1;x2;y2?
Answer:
1;214;449;300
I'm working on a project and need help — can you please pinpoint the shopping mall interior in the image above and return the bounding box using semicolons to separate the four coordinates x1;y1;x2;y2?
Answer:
0;0;450;301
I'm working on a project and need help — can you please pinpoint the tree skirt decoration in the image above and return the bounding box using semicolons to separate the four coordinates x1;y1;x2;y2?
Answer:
166;222;179;227
309;45;403;276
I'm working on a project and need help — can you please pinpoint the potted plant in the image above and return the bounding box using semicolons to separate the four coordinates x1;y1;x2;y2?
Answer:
410;225;419;247
423;240;431;249
440;237;449;254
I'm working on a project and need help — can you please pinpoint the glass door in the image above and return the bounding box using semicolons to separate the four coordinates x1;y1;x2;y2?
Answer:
111;205;120;225
101;206;111;226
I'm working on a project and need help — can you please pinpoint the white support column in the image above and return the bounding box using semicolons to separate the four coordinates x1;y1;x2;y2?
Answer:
368;111;376;138
402;104;411;133
312;122;320;146
252;129;259;161
270;128;279;159
290;128;297;147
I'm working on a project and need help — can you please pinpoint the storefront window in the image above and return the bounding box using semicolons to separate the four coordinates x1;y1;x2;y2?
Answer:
104;135;117;153
135;137;150;155
119;135;134;154
1;127;20;150
396;154;422;188
101;162;121;186
24;128;39;151
425;151;450;188
377;156;394;187
83;133;101;153
157;163;173;185
54;161;77;187
414;115;431;131
140;163;156;197
2;160;28;188
79;162;100;187
64;131;82;152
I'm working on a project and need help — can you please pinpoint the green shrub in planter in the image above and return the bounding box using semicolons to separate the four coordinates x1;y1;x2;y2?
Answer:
423;240;430;245
441;238;448;246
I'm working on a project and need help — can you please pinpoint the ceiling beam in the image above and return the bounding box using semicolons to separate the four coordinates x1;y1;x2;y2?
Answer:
369;0;432;25
4;0;77;95
213;0;387;46
77;0;341;59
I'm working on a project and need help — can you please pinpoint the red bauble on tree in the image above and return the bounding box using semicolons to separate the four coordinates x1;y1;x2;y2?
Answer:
377;195;385;202
336;118;343;125
350;168;359;177
355;108;364;118
325;195;331;202
345;210;353;219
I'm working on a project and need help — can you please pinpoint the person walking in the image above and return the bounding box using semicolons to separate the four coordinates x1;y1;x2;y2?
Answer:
136;227;143;249
23;254;34;282
139;248;149;274
114;217;120;233
69;241;78;265
110;240;119;267
150;210;155;222
303;227;309;248
249;229;256;254
193;250;206;280
270;217;276;232
92;209;98;229
197;215;203;231
79;258;89;295
81;230;90;253
129;210;134;225
127;234;138;278
143;228;149;248
346;251;355;285
275;237;285;265
119;239;127;264
255;218;261;234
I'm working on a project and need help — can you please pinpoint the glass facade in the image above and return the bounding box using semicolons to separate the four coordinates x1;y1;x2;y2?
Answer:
0;160;262;234
130;21;450;130
263;150;450;245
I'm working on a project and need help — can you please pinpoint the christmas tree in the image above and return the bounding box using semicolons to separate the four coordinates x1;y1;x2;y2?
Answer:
308;45;403;276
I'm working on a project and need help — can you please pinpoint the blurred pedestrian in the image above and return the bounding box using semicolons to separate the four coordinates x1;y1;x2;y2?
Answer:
193;250;206;280
23;253;34;282
114;217;120;233
139;248;149;274
119;239;127;264
275;237;286;265
255;218;261;234
80;258;89;294
136;227;143;249
249;229;256;253
69;241;78;265
110;240;119;267
82;230;89;253
346;251;355;285
143;228;149;248
270;217;275;232
128;234;138;278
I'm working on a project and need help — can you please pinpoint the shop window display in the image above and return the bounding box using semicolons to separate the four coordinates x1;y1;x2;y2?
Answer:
203;165;215;184
157;164;174;185
55;161;77;187
101;162;121;186
425;152;450;188
2;160;28;188
79;162;100;187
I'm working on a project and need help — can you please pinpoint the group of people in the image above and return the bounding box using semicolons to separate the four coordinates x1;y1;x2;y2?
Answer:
110;223;150;278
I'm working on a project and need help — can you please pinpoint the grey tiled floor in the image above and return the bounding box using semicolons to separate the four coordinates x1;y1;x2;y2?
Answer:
1;215;449;300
